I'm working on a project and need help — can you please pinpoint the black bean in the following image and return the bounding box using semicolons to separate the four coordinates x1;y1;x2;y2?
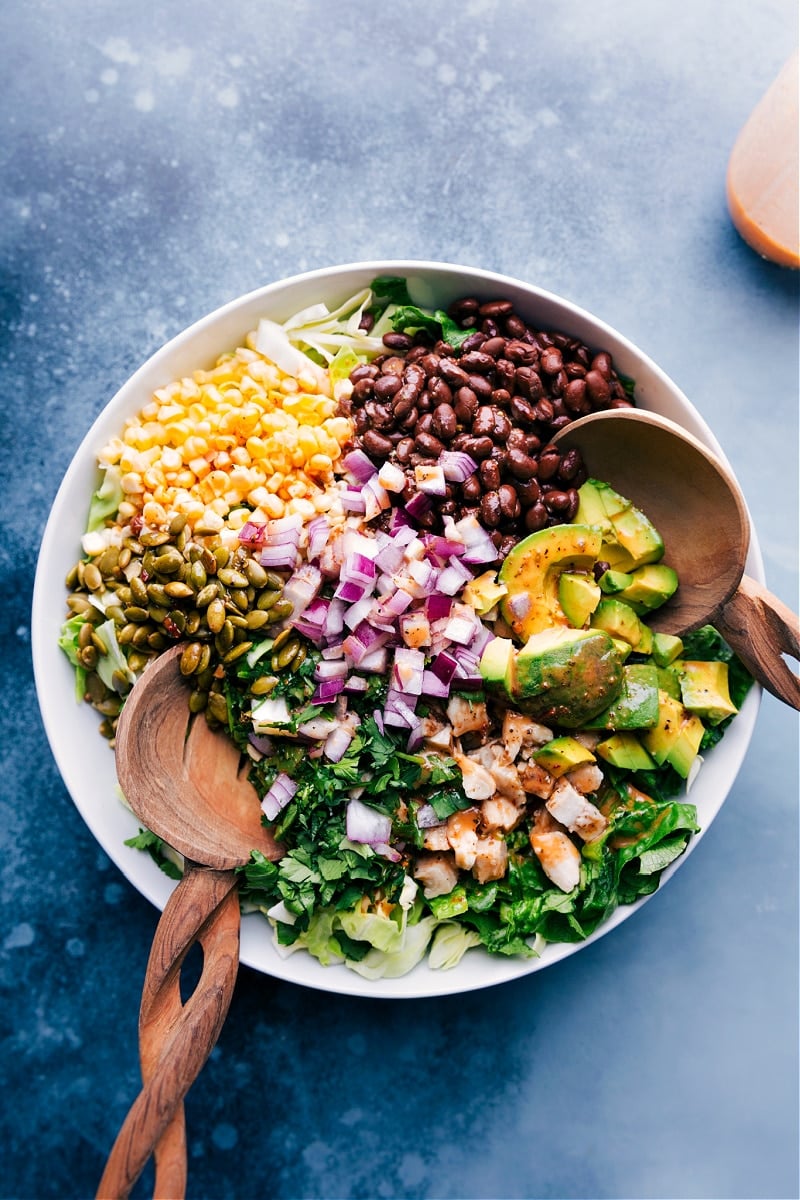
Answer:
498;484;521;521
507;449;539;481
585;369;611;405
374;374;402;401
431;404;457;440
362;429;393;458
428;376;453;405
461;435;494;460
479;299;513;318
472;406;496;438
460;350;496;374
480;491;503;527
515;366;544;401
504;339;538;366
415;431;445;457
453;387;479;423
480;459;502;491
383;331;414;351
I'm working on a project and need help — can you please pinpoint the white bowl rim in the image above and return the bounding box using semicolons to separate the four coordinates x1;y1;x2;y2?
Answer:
32;259;763;999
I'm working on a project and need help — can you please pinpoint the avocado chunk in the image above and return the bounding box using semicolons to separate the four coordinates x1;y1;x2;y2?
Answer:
462;570;508;616
498;524;603;641
679;660;738;725
585;663;660;730
558;571;602;628
533;736;597;776
617;564;679;613
656;664;683;700
511;626;624;727
590;597;649;650
596;732;656;771
577;479;665;572
640;690;706;777
598;568;634;595
651;631;684;667
479;636;515;690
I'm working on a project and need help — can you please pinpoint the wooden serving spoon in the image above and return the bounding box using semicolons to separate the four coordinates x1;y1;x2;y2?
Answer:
96;644;282;1200
553;408;800;709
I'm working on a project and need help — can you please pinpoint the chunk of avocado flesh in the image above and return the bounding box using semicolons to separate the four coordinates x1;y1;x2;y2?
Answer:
499;524;603;640
558;572;601;628
598;568;634;594
591;597;647;649
479;636;515;690
618;564;679;613
533;736;596;776
463;570;508;616
679;660;738;725
640;690;706;777
585;663;660;730
596;732;656;771
577;479;665;571
651;631;684;667
511;626;624;728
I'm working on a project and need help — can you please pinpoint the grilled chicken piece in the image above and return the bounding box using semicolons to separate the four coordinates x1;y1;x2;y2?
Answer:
546;777;608;842
517;759;556;799
413;852;460;898
501;711;554;761
564;762;604;796
529;828;581;892
473;834;509;883
446;807;481;869
481;792;525;832
446;695;490;738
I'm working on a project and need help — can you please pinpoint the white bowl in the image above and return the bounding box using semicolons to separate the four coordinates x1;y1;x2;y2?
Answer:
31;261;762;999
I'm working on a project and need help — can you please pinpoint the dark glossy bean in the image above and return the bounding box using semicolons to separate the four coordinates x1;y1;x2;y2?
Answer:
438;358;471;386
431;403;457;440
460;331;487;353
543;488;572;512
415;412;434;435
374;373;402;401
509;394;538;426
507;449;539;481
396;437;415;462
524;502;549;532
498;483;521;521
405;363;427;392
399;406;419;429
549;415;572;433
480;459;502;491
565;488;580;521
479;299;513;318
481;336;506;358
538;451;561;481
585;369;611;405
533;398;554;424
591;351;613;380
460;350;496;374
428;376;453;405
610;397;635;409
565;360;587;379
471;406;496;437
564;378;588;413
558;448;582;482
350;363;379;383
540;346;563;375
352;377;374;403
418;353;441;377
504;339;538;365
461;435;494;460
353;409;370;433
494;358;517;390
383;331;413;351
491;387;511;409
504;314;528;338
480;491;503;527
481;317;501;337
467;373;493;399
448;297;479;320
362;429;393;458
415;431;445;458
380;355;406;375
515;366;544;401
453;386;479;423
492;408;511;440
461;475;483;501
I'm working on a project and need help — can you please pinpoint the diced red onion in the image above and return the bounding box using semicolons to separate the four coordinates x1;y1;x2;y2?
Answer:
261;772;298;821
421;670;451;699
416;802;445;828
324;598;346;638
372;842;402;862
344;675;369;693
391;647;425;696
343;448;379;482
341;487;367;514
389;507;413;534
312;676;347;703
383;689;418;729
248;732;274;755
414;463;447;496
405;492;432;520
306;516;330;560
314;659;348;681
325;724;355;763
421;534;466;560
238;520;266;546
436;559;474;595
426;594;453;621
430;651;459;684
333;578;368;604
507;591;532;619
281;564;322;621
363;477;391;520
358;646;388;674
343;595;376;631
259;544;299;570
439;450;479;484
346;796;392;845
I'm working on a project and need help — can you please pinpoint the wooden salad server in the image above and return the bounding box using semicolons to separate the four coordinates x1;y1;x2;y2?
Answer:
554;408;800;710
96;644;282;1200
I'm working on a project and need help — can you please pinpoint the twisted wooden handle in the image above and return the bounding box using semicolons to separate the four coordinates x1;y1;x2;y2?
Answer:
96;863;241;1200
715;575;800;710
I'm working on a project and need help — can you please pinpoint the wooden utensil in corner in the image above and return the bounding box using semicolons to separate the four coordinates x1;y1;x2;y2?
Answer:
96;645;282;1200
554;409;800;709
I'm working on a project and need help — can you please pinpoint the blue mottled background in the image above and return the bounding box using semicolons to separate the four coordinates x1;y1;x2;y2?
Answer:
2;2;798;1198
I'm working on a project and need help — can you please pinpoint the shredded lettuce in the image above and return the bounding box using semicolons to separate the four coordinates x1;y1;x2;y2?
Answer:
58;614;87;700
92;618;136;691
86;465;123;532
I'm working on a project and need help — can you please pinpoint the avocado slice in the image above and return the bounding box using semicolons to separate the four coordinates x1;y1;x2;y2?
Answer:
640;690;706;777
511;626;624;727
462;570;508;616
479;636;515;690
558;571;602;628
498;524;603;641
577;479;665;571
651;631;684;667
533;736;597;776
656;664;683;700
617;564;679;613
598;568;634;595
590;597;648;650
585;663;660;730
679;660;738;725
596;731;656;771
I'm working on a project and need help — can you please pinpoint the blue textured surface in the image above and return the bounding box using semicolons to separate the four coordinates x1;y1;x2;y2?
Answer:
2;2;798;1198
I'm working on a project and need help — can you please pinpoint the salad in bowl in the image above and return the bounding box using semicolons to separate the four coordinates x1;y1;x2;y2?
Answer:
33;262;759;997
